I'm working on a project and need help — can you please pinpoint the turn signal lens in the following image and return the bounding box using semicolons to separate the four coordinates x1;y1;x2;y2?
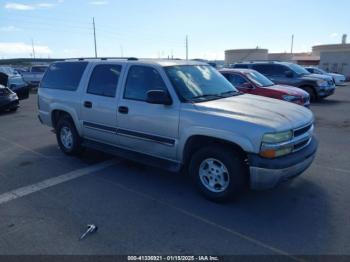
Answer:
260;147;293;158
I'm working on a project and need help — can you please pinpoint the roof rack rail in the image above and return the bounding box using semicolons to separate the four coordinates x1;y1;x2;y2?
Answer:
65;57;138;61
238;60;281;63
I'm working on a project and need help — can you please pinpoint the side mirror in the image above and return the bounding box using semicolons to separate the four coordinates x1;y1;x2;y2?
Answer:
285;71;293;78
146;90;172;105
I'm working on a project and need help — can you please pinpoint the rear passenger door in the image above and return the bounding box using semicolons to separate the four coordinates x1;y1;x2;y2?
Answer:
116;65;179;161
81;63;122;145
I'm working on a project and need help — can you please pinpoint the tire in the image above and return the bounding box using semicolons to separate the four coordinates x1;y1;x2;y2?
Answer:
188;146;247;202
9;107;18;112
55;115;82;155
303;86;317;102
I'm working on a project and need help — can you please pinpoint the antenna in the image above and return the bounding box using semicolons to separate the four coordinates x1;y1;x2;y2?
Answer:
186;35;189;60
93;17;98;58
291;34;294;54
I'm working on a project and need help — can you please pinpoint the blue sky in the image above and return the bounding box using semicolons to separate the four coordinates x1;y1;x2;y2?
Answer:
0;0;349;59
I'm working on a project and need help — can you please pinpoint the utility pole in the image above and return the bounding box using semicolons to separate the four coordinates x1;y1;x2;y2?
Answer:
31;39;36;59
186;35;189;60
291;34;294;54
93;17;98;58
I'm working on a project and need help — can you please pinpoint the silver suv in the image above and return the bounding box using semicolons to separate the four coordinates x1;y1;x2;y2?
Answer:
38;58;318;201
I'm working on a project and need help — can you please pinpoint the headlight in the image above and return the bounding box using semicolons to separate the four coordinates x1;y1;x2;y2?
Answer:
282;95;298;102
262;130;293;144
260;130;293;158
317;80;328;87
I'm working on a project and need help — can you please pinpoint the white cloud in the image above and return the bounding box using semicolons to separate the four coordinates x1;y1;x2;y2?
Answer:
90;1;109;5
0;42;52;58
36;3;55;8
330;33;339;38
4;3;35;10
4;1;64;10
0;25;21;32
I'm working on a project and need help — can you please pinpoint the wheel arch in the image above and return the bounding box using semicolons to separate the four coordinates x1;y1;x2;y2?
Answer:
182;135;249;167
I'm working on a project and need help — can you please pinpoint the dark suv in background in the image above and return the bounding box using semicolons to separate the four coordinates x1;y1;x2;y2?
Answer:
232;61;336;101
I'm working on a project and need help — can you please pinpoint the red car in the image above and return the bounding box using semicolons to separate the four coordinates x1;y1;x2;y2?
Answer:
220;68;310;107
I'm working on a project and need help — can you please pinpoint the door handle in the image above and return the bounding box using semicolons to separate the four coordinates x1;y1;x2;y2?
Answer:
118;106;129;114
84;101;92;108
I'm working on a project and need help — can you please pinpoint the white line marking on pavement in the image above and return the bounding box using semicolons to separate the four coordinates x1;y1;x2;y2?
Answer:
0;160;116;205
97;176;304;261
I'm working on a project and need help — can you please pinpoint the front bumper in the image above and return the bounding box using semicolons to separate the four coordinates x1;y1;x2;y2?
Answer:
318;86;335;98
248;137;318;190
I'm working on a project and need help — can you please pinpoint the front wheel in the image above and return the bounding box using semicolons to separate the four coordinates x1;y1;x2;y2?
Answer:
303;86;317;102
189;146;247;202
56;116;82;155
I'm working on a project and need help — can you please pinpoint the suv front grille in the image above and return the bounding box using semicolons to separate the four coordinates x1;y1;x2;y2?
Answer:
294;124;312;137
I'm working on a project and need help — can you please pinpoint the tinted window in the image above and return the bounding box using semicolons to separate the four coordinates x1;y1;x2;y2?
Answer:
87;64;122;97
225;74;248;87
233;64;249;69
253;64;288;76
32;66;48;73
124;66;167;101
306;68;314;73
41;62;88;91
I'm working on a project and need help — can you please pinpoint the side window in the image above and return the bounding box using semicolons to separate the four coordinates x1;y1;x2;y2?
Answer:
226;74;248;87
41;62;88;91
233;64;249;69
252;64;274;75
87;64;122;97
124;66;167;101
307;68;314;73
271;65;289;76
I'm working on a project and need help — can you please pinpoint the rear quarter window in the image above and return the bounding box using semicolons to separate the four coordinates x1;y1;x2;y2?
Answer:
40;62;88;91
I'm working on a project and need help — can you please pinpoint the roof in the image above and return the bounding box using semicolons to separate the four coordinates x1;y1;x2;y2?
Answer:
219;68;254;74
63;58;207;67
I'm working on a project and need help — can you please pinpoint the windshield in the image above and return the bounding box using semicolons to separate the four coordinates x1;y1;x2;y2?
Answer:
246;71;274;87
0;67;16;75
9;76;26;85
288;63;310;75
165;65;239;102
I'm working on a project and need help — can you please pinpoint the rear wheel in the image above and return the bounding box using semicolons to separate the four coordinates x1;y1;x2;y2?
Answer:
56;116;82;155
189;146;246;202
303;86;317;102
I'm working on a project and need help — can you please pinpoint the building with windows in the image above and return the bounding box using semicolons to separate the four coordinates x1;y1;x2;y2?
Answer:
312;43;350;79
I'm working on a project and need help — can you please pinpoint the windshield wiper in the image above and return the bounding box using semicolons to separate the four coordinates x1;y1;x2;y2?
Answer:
218;90;240;97
191;94;223;101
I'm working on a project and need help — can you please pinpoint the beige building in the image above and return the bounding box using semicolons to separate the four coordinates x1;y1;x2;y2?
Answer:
312;43;350;79
225;48;268;65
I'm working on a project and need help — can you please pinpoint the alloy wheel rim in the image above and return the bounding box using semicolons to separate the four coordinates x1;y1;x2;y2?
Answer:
60;126;73;150
199;158;230;193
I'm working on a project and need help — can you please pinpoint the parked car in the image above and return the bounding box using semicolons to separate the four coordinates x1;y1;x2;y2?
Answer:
219;68;310;107
232;61;336;101
0;67;30;100
0;84;19;112
21;65;49;87
305;67;346;86
38;59;317;201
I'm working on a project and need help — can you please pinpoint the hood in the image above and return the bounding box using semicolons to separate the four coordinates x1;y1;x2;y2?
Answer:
265;84;309;97
193;94;313;131
301;73;333;81
328;73;344;78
